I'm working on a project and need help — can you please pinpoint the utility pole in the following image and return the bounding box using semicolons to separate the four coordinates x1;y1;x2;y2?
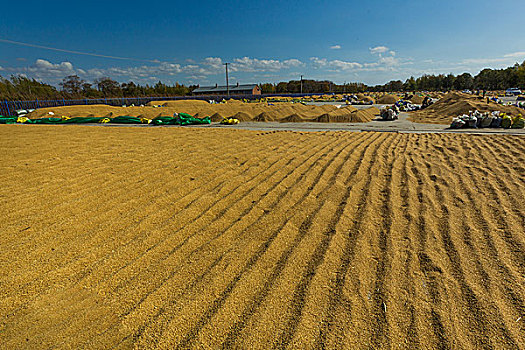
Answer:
300;75;303;94
224;63;230;97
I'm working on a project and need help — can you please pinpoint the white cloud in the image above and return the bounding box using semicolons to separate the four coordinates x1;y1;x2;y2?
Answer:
370;46;389;55
25;59;77;79
378;56;399;66
330;45;341;50
310;57;362;71
461;57;508;65
460;52;525;67
0;49;413;86
202;57;224;71
230;57;304;72
330;59;362;70
188;74;208;81
504;52;525;58
311;53;403;73
0;66;4;71
310;57;328;67
87;62;184;80
2;56;306;85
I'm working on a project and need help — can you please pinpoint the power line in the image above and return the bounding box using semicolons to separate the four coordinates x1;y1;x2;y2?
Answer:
0;38;159;63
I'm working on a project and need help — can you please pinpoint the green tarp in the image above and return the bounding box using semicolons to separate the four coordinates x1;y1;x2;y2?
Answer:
2;113;211;126
109;116;144;124
177;113;211;126
60;117;106;124
20;117;106;124
151;116;179;125
0;117;17;124
152;113;211;126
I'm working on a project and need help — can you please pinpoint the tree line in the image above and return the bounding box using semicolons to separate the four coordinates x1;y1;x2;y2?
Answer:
261;61;525;93
1;60;524;100
0;75;194;101
369;61;525;92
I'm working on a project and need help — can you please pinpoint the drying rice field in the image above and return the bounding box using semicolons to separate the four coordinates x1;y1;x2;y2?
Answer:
0;125;524;349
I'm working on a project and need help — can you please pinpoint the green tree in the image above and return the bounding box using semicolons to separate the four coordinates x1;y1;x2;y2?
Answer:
95;77;122;97
60;75;85;96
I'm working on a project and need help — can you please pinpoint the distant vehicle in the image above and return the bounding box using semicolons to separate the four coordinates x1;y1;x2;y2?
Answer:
505;88;522;96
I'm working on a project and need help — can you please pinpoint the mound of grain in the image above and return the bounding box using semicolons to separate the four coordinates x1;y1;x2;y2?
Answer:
360;96;376;103
354;107;380;121
410;92;525;124
315;107;379;123
150;100;210;108
408;95;424;104
315;113;334;122
279;114;304;122
210;113;224;122
232;112;252;121
225;99;243;104
192;112;208;118
253;112;274;122
25;99;379;124
377;94;400;104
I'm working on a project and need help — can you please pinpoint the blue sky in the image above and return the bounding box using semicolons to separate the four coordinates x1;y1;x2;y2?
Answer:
1;0;524;86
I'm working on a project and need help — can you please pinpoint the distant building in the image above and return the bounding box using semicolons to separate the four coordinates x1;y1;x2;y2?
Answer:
192;83;261;96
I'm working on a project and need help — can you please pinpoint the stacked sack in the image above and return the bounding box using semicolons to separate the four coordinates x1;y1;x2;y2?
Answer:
380;105;399;120
344;95;374;105
395;100;421;111
450;110;524;129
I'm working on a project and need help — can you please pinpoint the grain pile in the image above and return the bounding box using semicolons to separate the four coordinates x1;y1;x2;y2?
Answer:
1;125;524;349
253;112;274;122
360;95;376;103
407;95;425;104
410;92;525;124
377;94;401;104
314;106;380;123
25;100;375;123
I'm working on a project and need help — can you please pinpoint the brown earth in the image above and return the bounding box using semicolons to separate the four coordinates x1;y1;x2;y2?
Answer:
410;92;525;124
0;126;524;349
